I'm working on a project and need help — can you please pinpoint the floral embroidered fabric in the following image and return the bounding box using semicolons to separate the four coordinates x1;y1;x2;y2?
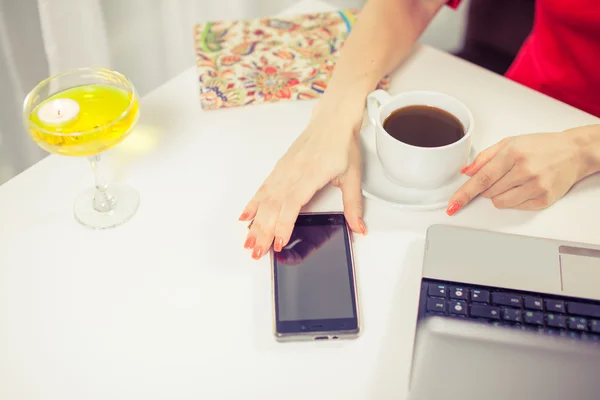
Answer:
194;9;391;110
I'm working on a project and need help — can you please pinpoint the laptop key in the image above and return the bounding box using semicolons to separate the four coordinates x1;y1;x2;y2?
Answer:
470;304;500;320
519;325;539;332
524;311;544;325
492;293;522;307
567;302;600;319
545;299;565;313
490;321;516;329
471;289;490;303
426;312;445;318
449;300;468;316
426;298;447;313
566;331;581;340
449;286;469;301
581;333;600;343
524;296;544;311
539;328;559;336
591;320;600;333
568;317;588;331
547;313;567;329
501;308;522;323
558;330;571;338
427;283;447;298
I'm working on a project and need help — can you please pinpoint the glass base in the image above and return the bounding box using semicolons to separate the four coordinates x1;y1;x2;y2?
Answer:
74;184;139;229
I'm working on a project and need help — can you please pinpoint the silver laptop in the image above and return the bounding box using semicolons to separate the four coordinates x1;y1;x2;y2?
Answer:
408;224;600;399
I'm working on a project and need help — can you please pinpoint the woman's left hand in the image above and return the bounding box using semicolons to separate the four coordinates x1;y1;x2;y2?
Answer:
446;131;588;215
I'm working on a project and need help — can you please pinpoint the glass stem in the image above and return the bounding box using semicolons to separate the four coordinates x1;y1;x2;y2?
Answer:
88;155;116;213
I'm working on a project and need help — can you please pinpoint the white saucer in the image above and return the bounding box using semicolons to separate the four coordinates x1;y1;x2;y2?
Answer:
360;125;476;211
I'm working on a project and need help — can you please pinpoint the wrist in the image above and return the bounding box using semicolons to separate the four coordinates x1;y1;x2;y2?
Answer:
570;124;600;178
312;83;373;134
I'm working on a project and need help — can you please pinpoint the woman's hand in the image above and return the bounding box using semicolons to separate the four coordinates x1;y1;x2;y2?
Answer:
446;129;597;215
236;0;461;258
239;104;367;260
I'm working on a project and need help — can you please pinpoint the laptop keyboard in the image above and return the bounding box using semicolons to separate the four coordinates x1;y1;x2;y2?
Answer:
418;278;600;343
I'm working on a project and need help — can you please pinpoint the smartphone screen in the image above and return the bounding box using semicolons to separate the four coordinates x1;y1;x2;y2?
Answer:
273;213;358;336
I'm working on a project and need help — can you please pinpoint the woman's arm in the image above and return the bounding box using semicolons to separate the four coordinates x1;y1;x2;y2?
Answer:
316;0;450;122
241;0;451;259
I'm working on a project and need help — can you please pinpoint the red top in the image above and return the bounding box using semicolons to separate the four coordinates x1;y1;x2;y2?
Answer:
448;0;600;117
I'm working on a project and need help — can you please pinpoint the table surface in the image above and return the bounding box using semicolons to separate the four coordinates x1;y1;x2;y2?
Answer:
2;1;600;399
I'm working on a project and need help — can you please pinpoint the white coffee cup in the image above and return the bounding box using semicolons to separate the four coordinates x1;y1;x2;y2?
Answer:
366;90;474;189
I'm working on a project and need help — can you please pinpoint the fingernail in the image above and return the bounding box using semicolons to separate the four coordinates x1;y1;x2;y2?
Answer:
460;164;473;174
244;236;256;249
252;247;263;260
274;237;283;252
358;218;367;235
446;201;461;216
239;212;249;221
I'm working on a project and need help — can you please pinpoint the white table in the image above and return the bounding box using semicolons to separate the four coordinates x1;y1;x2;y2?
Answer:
2;1;600;399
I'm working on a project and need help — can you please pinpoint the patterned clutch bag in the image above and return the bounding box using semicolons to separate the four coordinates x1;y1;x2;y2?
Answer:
193;9;391;110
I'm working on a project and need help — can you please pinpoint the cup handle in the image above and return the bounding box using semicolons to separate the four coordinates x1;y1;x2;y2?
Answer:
367;90;391;127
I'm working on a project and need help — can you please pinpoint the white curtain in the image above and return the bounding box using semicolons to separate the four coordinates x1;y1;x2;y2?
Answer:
37;0;112;74
0;0;48;184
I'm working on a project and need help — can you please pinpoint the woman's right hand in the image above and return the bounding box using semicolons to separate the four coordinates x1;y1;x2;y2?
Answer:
239;102;367;260
236;0;445;260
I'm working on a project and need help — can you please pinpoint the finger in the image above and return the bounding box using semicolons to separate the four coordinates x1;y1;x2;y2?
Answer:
513;196;551;211
461;139;510;176
481;167;528;199
247;197;282;260
273;181;322;251
239;184;267;221
490;179;544;209
339;166;366;235
273;202;302;252
239;201;258;222
447;151;515;215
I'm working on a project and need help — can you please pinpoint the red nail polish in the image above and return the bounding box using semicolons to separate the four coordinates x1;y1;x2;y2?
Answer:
252;247;263;260
460;164;472;174
446;201;461;216
358;218;367;235
239;212;249;221
274;237;283;252
244;236;256;249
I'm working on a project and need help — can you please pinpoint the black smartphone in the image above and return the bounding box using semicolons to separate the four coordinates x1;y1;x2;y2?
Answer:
271;212;360;341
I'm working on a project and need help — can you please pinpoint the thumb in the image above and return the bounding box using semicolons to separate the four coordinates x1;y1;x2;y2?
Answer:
462;138;510;176
340;166;366;235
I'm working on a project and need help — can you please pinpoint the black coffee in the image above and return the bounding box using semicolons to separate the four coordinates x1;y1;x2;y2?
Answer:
383;105;464;147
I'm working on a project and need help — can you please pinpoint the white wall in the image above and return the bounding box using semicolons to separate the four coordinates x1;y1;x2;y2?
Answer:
421;0;469;53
